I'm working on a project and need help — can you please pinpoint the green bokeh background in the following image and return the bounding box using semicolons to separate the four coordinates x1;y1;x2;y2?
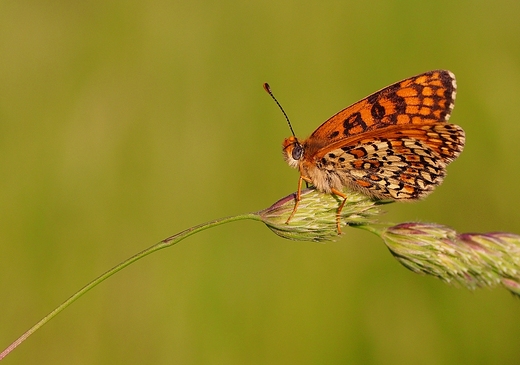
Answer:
1;1;520;364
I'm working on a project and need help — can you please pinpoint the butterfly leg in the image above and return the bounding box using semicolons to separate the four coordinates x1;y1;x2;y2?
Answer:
285;175;306;224
330;188;347;234
286;177;346;234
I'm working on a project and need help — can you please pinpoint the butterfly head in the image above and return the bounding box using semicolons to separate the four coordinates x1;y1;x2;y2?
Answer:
282;136;303;169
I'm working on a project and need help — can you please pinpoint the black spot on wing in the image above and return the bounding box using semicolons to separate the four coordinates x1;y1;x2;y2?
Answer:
343;112;366;136
328;130;340;139
371;101;385;120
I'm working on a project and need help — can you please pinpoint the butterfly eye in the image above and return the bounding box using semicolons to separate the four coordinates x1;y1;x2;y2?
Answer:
292;143;303;160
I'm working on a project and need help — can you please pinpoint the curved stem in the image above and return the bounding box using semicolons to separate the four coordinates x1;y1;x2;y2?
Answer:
352;223;390;236
0;213;260;361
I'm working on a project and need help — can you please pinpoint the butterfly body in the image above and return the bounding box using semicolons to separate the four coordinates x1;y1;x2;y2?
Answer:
279;70;465;231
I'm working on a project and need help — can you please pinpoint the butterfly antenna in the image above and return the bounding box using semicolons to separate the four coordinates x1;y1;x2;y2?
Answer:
263;83;297;138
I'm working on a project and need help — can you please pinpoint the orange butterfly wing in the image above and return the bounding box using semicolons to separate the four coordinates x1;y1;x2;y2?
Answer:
309;70;457;144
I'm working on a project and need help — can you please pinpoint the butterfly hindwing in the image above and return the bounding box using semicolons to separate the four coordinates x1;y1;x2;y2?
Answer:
313;123;465;200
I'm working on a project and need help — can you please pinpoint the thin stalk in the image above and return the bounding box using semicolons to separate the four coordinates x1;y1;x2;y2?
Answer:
0;213;259;361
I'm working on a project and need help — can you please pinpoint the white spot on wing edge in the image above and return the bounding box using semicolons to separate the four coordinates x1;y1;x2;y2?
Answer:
444;70;457;120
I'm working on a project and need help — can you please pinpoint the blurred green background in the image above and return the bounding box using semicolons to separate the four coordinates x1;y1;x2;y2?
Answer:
1;1;520;364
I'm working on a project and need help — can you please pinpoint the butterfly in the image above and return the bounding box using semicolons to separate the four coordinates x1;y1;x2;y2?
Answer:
264;70;465;233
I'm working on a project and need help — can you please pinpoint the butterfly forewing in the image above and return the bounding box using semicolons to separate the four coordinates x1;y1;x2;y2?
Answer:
309;70;457;144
